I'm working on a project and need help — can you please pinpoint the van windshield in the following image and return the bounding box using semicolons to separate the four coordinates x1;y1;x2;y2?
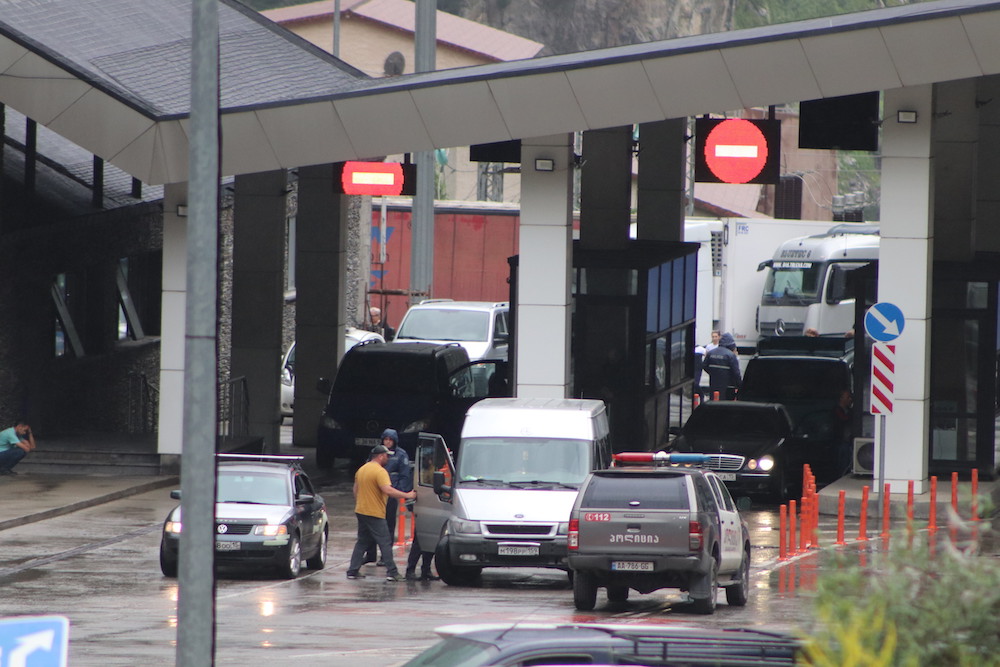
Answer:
396;309;490;343
456;437;591;486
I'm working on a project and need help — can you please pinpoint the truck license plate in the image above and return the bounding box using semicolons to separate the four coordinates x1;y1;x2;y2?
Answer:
718;472;736;481
498;545;539;556
612;561;653;571
215;541;241;552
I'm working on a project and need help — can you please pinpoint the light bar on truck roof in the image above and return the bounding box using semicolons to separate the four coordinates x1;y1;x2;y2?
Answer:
612;452;710;466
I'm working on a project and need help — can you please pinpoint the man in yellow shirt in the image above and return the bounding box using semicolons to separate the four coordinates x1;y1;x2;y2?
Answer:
347;444;417;581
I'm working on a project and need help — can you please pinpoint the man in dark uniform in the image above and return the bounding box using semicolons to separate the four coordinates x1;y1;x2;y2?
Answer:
704;332;741;400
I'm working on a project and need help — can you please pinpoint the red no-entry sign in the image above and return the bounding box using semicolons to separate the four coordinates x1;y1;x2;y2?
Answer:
694;118;781;184
335;161;417;196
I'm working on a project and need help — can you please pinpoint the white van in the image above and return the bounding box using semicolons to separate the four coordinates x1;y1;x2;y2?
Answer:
413;398;611;586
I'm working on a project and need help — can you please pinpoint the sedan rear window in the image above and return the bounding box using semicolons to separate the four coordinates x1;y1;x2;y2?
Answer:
581;473;689;510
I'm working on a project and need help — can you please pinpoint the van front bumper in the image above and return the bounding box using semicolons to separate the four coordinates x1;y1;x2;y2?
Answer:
446;533;569;569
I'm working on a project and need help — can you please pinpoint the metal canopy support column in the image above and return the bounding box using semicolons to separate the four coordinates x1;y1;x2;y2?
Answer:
231;170;287;453
294;164;347;449
177;0;220;663
410;0;436;302
636;119;687;242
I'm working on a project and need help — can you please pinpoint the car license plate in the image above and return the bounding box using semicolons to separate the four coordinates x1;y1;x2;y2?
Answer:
498;545;539;556
215;541;241;552
718;472;736;481
612;561;653;571
356;437;381;448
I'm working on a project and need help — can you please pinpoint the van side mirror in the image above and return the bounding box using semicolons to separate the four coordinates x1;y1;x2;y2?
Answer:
316;377;332;395
433;470;452;500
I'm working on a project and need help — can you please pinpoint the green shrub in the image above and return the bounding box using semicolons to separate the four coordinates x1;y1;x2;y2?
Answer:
803;515;1000;666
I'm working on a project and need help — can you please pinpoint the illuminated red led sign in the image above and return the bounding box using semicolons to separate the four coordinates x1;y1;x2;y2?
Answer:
336;161;416;196
694;118;780;185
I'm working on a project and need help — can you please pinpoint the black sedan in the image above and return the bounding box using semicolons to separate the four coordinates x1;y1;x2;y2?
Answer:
669;400;835;500
159;455;328;578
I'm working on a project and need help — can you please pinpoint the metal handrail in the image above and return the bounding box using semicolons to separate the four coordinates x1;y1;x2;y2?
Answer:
128;373;249;439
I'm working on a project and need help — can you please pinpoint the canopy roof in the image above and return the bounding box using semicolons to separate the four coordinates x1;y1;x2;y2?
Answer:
2;0;999;185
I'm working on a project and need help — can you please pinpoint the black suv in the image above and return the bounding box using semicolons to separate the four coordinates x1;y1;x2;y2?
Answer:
737;335;856;484
315;341;505;467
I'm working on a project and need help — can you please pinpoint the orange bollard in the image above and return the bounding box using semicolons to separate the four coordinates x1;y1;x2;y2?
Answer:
929;476;938;534
693;393;700;408
713;391;720;401
951;472;959;515
972;468;979;521
800;494;809;552
881;483;891;538
858;486;869;541
906;480;915;546
836;490;846;545
789;500;798;556
779;504;787;560
812;483;819;548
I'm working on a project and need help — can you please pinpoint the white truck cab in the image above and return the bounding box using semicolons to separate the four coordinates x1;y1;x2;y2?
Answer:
413;398;611;586
757;223;878;337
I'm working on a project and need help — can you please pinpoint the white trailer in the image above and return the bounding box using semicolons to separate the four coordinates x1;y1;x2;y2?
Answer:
756;223;879;338
711;218;834;351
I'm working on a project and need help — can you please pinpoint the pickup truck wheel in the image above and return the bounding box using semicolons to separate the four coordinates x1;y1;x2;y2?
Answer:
690;558;718;615
434;542;481;586
572;572;598;611
606;585;629;603
725;547;750;607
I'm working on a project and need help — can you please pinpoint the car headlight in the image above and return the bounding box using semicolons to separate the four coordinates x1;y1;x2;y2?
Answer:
557;522;569;535
748;455;776;472
281;367;293;386
320;414;343;430
164;520;182;534
254;524;289;537
450;518;481;535
401;418;430;434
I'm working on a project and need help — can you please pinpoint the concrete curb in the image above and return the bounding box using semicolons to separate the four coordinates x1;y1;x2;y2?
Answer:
0;476;178;532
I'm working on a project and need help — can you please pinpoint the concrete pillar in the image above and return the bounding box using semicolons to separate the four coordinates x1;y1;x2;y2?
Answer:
579;127;633;250
293;164;347;447
932;79;978;261
157;182;188;457
975;75;1000;253
231;170;287;452
517;135;574;398
636;119;687;242
880;85;934;493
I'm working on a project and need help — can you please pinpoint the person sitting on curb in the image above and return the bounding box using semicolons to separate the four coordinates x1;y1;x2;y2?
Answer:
0;420;35;476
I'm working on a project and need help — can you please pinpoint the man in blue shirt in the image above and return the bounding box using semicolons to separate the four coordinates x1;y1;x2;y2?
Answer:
0;421;36;475
704;332;742;400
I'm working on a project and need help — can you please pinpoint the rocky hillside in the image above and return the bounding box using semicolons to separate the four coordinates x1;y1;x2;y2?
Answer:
439;0;733;55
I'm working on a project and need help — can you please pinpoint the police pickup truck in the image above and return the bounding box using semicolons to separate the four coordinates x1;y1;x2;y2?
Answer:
566;452;751;614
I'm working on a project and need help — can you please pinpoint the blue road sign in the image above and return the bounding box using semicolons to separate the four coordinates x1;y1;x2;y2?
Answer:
865;302;905;342
0;616;68;667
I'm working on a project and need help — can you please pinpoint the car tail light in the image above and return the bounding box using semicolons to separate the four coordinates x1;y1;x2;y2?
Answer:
568;519;579;550
689;520;703;551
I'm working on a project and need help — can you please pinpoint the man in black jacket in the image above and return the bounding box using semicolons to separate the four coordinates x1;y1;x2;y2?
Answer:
704;332;741;400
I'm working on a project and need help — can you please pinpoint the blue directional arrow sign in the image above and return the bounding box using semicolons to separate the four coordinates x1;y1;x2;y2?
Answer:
0;616;69;667
865;302;905;342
